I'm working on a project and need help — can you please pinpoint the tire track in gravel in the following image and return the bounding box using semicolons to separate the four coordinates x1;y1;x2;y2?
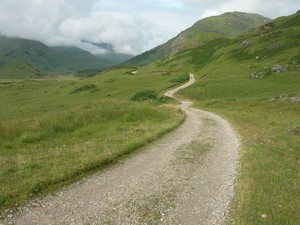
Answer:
11;73;239;225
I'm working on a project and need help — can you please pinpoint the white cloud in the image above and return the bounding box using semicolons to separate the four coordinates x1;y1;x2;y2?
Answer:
0;0;78;44
58;12;157;54
0;0;298;55
186;0;299;19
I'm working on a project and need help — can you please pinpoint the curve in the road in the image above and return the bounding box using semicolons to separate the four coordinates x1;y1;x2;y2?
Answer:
12;73;239;225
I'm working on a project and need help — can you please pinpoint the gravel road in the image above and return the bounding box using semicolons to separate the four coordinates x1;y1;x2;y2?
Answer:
10;73;239;225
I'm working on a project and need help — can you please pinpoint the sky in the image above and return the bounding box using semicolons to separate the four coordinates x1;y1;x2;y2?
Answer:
0;0;298;55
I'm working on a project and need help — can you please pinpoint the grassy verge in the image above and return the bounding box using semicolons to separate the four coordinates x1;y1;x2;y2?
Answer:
0;67;187;210
194;101;299;224
179;69;300;224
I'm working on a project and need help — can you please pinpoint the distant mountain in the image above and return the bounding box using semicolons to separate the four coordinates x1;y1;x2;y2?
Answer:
0;36;131;79
124;12;271;66
95;52;133;65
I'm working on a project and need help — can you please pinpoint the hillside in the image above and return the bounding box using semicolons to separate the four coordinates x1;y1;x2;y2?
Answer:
0;36;131;79
124;11;271;66
156;10;300;75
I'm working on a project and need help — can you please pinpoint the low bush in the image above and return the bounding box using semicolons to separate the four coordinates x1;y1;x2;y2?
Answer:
131;90;158;101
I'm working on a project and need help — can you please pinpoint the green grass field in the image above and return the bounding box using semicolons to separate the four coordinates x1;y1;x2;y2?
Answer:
0;67;186;209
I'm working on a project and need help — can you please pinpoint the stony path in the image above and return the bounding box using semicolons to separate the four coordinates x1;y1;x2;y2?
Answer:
10;74;239;225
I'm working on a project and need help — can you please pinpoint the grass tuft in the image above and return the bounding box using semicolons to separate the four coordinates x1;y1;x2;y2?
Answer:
69;84;98;94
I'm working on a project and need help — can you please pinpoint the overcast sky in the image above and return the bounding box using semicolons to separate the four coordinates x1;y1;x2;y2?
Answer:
0;0;298;55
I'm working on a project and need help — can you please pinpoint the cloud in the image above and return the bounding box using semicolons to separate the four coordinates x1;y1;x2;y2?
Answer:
0;0;78;44
81;40;114;53
185;0;299;19
57;12;158;54
0;0;298;55
0;0;185;55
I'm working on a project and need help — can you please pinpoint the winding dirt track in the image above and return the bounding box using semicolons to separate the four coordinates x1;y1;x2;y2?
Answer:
12;74;239;225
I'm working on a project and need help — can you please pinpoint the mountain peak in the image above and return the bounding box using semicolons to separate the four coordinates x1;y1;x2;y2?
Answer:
125;11;271;66
191;11;271;37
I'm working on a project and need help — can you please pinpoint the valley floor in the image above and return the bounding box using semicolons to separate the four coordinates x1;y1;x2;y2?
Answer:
9;75;239;224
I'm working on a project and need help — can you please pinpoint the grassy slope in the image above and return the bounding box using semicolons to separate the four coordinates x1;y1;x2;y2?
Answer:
0;66;187;209
148;11;300;224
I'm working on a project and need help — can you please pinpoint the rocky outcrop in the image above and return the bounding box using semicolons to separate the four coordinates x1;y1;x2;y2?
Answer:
170;34;185;55
271;64;287;73
239;40;251;47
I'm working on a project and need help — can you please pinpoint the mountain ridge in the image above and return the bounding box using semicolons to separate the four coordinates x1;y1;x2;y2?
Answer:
124;11;271;66
0;35;132;79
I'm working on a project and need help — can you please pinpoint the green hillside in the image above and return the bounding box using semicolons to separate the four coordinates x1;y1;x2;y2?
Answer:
142;10;300;224
0;36;106;78
0;60;42;79
0;36;131;79
125;11;271;66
